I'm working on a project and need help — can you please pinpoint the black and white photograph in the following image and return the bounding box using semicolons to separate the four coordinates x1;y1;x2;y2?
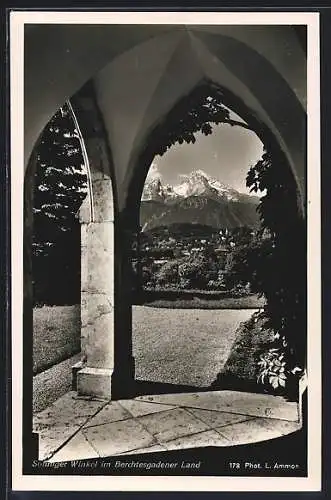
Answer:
10;11;321;492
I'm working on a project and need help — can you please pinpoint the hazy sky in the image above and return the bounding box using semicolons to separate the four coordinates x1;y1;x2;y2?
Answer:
151;122;264;195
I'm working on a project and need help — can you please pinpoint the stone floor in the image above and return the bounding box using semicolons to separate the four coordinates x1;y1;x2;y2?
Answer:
33;390;301;462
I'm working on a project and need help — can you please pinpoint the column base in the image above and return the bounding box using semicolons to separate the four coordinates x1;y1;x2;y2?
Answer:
77;367;113;398
72;360;85;391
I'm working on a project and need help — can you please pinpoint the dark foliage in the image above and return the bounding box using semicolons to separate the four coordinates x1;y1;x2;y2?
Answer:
32;104;87;305
149;82;248;157
245;148;306;368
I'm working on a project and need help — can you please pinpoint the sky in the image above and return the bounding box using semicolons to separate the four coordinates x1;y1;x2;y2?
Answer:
149;122;264;195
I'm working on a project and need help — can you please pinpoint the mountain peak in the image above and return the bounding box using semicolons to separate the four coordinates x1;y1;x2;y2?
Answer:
190;169;209;178
141;167;260;231
142;167;257;203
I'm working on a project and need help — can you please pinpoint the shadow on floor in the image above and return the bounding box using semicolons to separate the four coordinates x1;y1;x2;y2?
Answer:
133;379;211;397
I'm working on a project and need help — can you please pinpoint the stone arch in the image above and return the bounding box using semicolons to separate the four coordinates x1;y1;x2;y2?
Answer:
114;31;306;220
124;78;304;222
119;76;306;395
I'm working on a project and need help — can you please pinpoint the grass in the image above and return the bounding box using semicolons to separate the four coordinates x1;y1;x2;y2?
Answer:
32;303;270;394
132;306;256;388
33;305;80;374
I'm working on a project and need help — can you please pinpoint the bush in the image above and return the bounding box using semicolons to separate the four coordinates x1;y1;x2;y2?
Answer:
155;259;181;287
219;312;303;397
230;283;252;297
222;313;275;382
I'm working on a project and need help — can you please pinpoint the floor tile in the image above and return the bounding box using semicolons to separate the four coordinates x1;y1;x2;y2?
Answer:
83;401;131;428
82;418;156;457
33;391;107;460
37;424;81;461
164;429;230;450
46;431;99;462
216;417;301;446
119;399;176;417
136;408;210;444
33;391;107;431
34;389;301;461
137;391;299;422
187;408;255;428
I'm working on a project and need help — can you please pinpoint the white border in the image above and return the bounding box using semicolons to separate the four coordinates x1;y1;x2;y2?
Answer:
7;10;321;25
10;11;321;492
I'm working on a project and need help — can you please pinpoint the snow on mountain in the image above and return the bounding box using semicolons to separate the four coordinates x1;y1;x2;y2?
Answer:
141;168;260;231
142;167;252;203
172;169;242;201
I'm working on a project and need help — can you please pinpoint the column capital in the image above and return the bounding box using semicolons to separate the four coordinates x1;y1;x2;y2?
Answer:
78;177;114;224
77;196;91;224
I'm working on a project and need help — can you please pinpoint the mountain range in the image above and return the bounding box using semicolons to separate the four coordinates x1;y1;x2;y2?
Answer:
140;169;260;231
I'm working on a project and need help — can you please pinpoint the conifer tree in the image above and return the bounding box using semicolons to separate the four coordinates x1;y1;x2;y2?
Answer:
32;104;87;305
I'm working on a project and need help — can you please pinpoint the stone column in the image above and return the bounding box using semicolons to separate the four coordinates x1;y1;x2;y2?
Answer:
76;178;115;398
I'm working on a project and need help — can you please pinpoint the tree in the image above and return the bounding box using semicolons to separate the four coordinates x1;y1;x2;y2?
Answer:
178;255;207;289
32;104;88;305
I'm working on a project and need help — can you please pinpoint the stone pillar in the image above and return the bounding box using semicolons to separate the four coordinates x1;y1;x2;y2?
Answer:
76;178;115;398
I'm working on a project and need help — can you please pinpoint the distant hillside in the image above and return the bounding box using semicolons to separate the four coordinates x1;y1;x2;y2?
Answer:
146;222;217;238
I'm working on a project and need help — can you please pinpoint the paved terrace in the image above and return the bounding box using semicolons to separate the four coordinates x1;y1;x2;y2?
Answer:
33;390;301;462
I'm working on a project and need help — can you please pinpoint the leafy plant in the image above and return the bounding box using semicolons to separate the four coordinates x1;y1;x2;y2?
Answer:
257;348;287;389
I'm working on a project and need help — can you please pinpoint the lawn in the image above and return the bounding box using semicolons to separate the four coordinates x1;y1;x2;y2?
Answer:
132;306;256;388
32;304;256;390
33;305;80;374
